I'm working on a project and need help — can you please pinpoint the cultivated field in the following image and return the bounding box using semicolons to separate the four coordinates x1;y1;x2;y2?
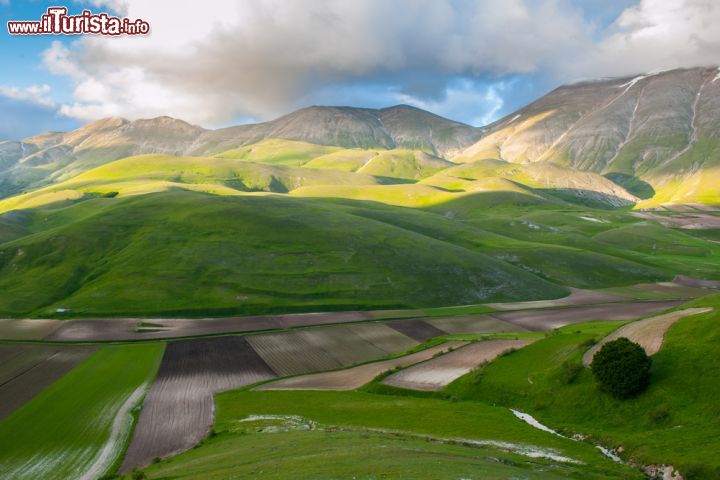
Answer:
120;336;275;472
426;314;526;334
0;344;96;419
258;341;467;390
488;288;628;311
45;311;375;341
582;307;713;366
383;339;535;391
0;344;163;480
491;300;682;331
0;319;60;340
247;324;418;377
386;319;447;341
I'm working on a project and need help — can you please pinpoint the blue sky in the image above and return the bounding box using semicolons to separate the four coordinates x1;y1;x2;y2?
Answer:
0;0;718;140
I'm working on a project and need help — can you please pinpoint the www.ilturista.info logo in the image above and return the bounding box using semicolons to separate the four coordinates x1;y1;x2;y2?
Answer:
7;7;150;36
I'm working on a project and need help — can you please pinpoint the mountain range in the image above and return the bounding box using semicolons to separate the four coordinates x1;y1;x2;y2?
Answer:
1;67;719;207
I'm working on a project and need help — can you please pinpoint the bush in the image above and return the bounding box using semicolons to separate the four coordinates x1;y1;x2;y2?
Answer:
591;337;651;399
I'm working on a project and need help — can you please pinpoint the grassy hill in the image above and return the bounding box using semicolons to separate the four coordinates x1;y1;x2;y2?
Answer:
0;190;574;317
444;299;720;477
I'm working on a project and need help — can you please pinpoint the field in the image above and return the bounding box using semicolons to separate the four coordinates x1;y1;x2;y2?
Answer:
582;307;713;365
139;390;640;479
120;336;275;471
0;319;61;340
382;339;536;391
258;341;467;391
0;343;163;480
0;344;96;419
44;311;375;341
490;300;682;331
426;314;527;334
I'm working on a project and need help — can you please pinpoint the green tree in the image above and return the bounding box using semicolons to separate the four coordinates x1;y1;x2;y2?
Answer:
591;337;651;399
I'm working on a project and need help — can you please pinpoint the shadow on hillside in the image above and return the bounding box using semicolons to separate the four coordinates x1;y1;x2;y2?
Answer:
604;172;656;199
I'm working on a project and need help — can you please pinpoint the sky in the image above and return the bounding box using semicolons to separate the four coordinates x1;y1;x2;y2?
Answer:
0;0;719;140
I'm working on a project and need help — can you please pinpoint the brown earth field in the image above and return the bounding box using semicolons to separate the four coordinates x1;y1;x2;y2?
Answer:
490;300;683;331
582;307;714;366
0;344;95;419
673;275;720;289
383;339;536;391
257;341;468;391
246;324;417;377
632;211;720;229
43;311;374;342
426;315;527;334
386;319;448;341
487;288;629;311
0;319;61;340
120;336;275;472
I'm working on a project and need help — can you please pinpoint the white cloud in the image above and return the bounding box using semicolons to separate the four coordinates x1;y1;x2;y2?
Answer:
0;84;55;108
573;0;720;78
395;80;506;127
42;0;720;126
44;0;590;125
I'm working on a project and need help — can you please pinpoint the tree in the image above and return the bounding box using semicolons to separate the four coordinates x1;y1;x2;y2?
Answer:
591;337;651;399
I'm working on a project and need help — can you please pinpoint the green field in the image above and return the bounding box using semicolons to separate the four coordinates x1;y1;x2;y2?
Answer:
0;343;164;480
140;390;640;479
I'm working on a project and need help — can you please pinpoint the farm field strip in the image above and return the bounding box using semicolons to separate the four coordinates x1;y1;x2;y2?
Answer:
0;343;163;480
582;307;713;366
487;287;629;311
0;319;61;340
426;314;527;334
382;339;536;391
120;336;275;472
0;344;96;419
257;341;468;391
387;319;448;341
247;325;419;377
44;311;374;342
490;300;683;331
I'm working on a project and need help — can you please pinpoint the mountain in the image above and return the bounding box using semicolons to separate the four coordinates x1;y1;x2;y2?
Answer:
192;105;482;157
454;66;720;206
0;105;481;198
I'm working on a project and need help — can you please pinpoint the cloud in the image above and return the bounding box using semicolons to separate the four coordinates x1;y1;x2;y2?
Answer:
572;0;720;78
394;79;508;126
40;0;720;127
43;0;591;126
0;84;55;108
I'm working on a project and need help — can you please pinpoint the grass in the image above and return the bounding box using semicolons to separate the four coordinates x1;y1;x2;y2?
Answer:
138;389;640;479
0;190;569;317
0;342;164;480
444;302;720;478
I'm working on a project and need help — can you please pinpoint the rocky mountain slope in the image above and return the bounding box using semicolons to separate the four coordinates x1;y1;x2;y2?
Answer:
454;67;720;206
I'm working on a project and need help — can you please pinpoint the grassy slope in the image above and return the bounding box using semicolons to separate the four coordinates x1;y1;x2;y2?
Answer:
0;343;164;480
214;138;342;166
0;190;571;317
139;390;640;479
445;301;720;478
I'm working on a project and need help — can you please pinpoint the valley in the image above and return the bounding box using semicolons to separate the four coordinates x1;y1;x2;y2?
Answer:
0;66;719;479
